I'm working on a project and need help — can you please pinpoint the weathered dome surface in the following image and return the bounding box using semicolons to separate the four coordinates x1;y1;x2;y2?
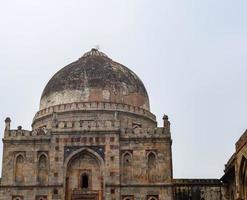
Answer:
40;49;150;111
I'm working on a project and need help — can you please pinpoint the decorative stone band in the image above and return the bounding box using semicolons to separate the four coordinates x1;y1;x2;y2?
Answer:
5;128;47;138
4;126;169;139
173;179;222;186
121;127;170;138
33;101;156;122
51;119;121;132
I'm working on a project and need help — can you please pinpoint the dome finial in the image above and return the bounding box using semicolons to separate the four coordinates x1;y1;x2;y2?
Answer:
82;47;108;58
94;44;100;50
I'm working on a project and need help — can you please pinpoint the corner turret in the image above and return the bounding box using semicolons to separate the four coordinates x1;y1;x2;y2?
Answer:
4;117;11;137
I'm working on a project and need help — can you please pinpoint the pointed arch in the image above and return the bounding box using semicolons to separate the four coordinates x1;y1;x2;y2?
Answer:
12;196;23;200
239;156;247;199
35;195;47;200
64;147;105;200
147;196;159;200
14;154;25;183
122;151;132;166
121;151;133;183
147;152;156;168
38;154;48;169
147;151;157;182
64;147;105;170
37;153;48;185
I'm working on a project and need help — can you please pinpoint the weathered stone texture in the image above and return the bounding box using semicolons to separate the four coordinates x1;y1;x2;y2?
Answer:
222;130;247;200
174;179;225;200
40;49;150;111
0;49;243;200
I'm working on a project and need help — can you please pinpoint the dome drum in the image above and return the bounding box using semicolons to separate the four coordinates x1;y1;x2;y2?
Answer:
32;101;157;130
34;49;155;130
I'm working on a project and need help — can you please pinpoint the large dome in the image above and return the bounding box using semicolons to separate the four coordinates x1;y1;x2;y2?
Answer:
40;49;150;111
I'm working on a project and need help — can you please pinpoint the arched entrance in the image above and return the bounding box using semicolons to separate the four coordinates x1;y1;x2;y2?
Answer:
64;148;104;200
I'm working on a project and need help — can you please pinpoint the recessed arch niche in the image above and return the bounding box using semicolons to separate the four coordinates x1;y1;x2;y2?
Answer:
147;151;157;183
121;151;133;183
37;153;48;185
64;148;105;200
14;154;25;183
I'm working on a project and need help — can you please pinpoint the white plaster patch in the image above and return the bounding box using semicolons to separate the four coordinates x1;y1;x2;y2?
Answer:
40;89;90;109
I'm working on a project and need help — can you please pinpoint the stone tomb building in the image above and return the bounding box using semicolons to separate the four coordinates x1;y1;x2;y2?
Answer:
0;49;245;200
0;49;173;200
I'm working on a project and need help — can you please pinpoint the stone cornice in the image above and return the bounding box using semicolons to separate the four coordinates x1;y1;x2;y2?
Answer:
4;126;170;140
0;184;63;189
173;179;222;186
106;183;173;187
120;138;171;142
3;138;50;144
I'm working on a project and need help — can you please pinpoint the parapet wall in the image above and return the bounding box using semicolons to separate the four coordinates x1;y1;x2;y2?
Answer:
4;125;170;140
173;179;225;200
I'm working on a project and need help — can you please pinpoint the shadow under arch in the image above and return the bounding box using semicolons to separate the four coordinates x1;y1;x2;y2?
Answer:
63;147;105;200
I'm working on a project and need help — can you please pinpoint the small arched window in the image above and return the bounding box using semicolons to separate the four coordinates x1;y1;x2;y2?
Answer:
16;155;24;164
39;154;47;169
148;152;156;169
123;153;132;166
81;173;89;189
53;188;58;195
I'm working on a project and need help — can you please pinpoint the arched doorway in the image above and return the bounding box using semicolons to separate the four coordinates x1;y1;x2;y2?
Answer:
65;148;104;200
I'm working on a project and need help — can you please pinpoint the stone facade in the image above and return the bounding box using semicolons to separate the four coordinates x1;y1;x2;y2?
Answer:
0;49;245;200
222;130;247;200
173;179;225;200
0;111;174;200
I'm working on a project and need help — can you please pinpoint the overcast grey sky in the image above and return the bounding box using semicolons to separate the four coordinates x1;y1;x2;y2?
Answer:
0;0;246;178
